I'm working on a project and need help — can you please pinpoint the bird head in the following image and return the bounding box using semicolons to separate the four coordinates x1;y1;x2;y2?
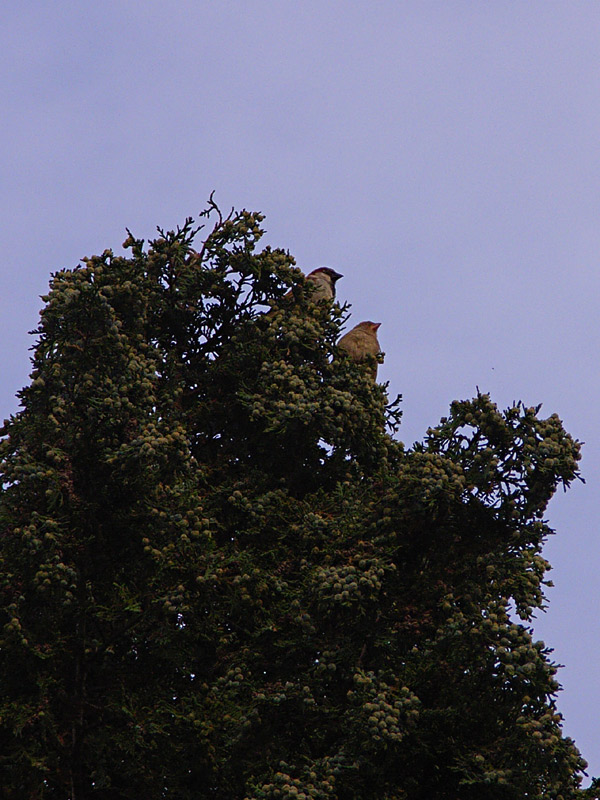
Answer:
307;267;343;280
307;266;343;285
359;321;381;333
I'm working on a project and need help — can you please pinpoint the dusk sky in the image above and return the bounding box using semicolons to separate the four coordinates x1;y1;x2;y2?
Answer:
2;2;599;778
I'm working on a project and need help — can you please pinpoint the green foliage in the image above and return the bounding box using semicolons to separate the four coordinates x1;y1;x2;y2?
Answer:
0;200;596;799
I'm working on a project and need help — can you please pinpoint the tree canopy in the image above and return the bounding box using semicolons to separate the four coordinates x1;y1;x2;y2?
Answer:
0;200;597;799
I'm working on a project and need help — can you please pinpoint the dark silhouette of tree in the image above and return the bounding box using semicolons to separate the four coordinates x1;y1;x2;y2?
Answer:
0;200;597;799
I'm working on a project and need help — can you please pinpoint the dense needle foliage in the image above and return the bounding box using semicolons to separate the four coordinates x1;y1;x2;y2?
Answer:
0;200;597;799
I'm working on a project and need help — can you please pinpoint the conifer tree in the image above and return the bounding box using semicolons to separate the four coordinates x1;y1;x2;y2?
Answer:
0;200;597;799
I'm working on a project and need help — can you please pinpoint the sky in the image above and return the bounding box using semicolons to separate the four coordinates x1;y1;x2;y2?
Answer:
2;0;599;780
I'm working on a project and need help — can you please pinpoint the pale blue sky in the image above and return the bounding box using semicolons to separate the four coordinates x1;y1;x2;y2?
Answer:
2;1;599;779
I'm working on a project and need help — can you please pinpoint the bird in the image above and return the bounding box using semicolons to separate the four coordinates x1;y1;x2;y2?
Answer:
265;267;343;319
337;321;382;379
303;267;343;303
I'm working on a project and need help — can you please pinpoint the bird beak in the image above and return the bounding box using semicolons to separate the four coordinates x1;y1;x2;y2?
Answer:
373;322;381;330
331;270;343;281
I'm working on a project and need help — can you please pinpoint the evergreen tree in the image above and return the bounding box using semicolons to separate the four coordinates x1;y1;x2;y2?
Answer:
0;200;597;799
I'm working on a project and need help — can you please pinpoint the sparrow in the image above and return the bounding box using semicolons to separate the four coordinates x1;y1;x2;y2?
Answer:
303;267;343;303
265;267;343;318
337;321;382;379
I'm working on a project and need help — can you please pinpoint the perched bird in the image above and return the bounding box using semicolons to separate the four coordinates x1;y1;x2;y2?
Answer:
337;321;382;379
303;267;343;303
265;267;343;319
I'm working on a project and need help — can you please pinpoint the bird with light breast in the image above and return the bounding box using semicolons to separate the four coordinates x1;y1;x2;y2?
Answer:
265;267;343;318
336;321;382;379
278;266;343;303
303;267;343;303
